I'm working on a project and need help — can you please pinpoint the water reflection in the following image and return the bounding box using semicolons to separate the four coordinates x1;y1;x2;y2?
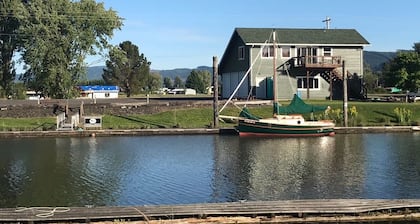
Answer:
212;135;366;201
0;133;419;207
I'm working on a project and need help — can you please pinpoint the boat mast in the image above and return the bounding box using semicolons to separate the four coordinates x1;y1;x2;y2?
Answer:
272;29;277;102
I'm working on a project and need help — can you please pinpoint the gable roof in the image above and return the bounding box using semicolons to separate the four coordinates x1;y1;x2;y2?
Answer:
235;28;369;45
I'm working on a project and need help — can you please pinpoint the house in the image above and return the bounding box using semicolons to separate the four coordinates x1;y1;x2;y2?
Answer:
78;85;119;99
219;28;370;100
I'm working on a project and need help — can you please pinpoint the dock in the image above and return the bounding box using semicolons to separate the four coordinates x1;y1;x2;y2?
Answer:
1;199;420;223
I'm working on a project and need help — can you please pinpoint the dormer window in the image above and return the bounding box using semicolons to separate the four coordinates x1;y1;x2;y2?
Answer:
238;46;245;60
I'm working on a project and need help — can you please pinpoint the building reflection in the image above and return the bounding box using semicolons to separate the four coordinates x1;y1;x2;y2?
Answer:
213;135;366;201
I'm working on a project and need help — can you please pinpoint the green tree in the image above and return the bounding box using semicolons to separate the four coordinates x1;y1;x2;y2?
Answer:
19;0;122;98
363;63;379;92
174;76;184;88
383;43;420;92
103;41;151;97
145;72;162;93
0;0;25;97
163;77;173;88
185;70;211;94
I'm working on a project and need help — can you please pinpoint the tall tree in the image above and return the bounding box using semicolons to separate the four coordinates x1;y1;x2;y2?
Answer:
383;42;420;92
185;70;211;94
163;77;173;89
103;41;151;97
0;0;24;97
145;72;162;93
19;0;122;98
174;76;184;88
363;63;379;92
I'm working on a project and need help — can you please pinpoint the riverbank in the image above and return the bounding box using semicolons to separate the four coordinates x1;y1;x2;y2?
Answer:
0;126;419;138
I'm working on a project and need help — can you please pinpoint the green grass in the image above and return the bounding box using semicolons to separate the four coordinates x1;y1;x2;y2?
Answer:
0;101;419;130
0;117;56;131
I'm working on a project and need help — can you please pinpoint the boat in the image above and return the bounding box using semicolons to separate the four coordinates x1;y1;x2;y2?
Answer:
219;30;335;137
236;94;335;137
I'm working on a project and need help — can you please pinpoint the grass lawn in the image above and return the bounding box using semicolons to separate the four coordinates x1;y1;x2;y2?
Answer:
0;100;419;131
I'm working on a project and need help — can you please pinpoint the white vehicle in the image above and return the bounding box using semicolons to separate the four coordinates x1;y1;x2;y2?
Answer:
408;91;420;102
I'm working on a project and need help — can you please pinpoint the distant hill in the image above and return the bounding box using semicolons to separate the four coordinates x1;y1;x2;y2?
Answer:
85;52;395;81
363;51;396;72
85;66;105;80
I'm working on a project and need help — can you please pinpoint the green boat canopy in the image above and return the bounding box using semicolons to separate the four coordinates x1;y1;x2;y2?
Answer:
273;94;328;115
239;107;261;120
239;94;328;120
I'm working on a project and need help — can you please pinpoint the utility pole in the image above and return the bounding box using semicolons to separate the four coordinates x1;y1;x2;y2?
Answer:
212;56;219;128
343;60;348;127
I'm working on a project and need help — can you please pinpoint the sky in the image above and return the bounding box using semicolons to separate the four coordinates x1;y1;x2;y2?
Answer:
89;0;420;70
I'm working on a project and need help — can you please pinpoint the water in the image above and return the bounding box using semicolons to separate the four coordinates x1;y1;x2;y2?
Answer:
0;133;419;207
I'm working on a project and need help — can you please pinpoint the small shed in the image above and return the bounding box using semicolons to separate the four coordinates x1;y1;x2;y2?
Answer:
79;85;119;99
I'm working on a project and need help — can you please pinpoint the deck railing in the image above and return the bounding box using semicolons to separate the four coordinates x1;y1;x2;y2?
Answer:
294;56;342;68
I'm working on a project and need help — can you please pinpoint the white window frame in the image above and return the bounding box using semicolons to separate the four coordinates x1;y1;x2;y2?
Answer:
297;77;320;90
281;46;291;58
238;46;245;60
261;45;275;58
323;47;332;56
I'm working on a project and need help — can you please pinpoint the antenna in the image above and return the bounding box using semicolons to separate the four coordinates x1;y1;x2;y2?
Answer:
323;16;331;29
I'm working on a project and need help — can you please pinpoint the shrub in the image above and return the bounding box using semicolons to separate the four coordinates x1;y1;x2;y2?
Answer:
393;107;412;124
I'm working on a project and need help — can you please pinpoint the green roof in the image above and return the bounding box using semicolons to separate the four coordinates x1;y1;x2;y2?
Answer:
235;28;369;45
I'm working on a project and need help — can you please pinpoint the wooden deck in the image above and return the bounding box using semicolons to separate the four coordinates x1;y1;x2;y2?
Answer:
1;199;420;223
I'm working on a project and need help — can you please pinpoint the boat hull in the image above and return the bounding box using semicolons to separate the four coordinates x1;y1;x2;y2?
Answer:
237;119;335;137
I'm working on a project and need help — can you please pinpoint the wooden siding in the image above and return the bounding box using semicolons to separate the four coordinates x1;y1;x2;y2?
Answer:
219;32;249;73
333;47;364;75
221;71;248;99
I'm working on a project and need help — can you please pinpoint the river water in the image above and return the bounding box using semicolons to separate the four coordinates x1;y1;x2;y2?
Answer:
0;133;419;207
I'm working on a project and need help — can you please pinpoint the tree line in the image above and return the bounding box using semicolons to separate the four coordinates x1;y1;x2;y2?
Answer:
0;0;123;99
363;42;420;93
0;0;211;99
102;40;212;97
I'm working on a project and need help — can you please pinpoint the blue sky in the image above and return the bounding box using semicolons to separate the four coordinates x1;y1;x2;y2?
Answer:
91;0;420;70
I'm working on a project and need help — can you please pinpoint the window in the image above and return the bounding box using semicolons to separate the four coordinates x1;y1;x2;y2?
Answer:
297;77;320;90
262;45;275;58
281;47;290;58
323;47;332;56
238;46;245;60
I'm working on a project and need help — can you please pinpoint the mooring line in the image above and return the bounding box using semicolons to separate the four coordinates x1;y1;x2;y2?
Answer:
15;207;71;218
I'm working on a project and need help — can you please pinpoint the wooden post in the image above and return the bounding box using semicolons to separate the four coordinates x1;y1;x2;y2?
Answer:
306;70;310;99
212;56;219;128
343;60;348;127
273;30;277;102
329;71;333;101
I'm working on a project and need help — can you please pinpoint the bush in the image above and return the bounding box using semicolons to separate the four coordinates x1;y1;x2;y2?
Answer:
393;107;412;125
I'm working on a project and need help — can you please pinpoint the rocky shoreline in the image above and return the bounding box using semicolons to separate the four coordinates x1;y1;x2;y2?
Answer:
0;98;213;118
